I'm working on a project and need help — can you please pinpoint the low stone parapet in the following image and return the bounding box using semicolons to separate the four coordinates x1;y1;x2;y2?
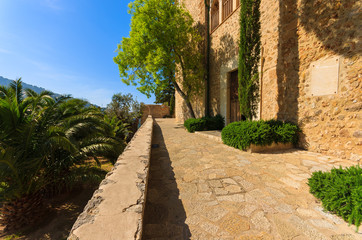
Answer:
68;116;154;240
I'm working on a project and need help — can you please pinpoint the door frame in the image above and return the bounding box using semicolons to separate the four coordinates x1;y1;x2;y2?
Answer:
229;69;241;123
219;57;239;125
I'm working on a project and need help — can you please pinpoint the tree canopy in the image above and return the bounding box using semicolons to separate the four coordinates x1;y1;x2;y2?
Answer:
114;0;204;118
105;92;142;141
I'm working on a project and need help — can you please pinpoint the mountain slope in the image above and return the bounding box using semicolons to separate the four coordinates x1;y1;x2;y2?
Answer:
0;76;61;98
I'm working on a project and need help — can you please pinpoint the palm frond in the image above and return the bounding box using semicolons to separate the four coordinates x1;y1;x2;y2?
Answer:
24;88;38;98
9;78;24;104
0;85;10;99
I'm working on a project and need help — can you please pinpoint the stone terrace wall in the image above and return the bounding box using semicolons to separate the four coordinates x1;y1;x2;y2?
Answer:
68;116;154;240
141;104;170;124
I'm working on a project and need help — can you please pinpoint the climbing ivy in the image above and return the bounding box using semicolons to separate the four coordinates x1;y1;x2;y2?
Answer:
238;0;261;120
204;0;211;117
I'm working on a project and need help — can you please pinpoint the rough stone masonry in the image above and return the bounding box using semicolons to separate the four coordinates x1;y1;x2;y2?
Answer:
68;116;154;240
176;0;361;161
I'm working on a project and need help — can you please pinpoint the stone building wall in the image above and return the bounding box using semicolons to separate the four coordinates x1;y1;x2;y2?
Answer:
260;0;361;160
259;0;280;120
295;0;361;160
178;0;361;160
175;0;206;122
209;4;241;122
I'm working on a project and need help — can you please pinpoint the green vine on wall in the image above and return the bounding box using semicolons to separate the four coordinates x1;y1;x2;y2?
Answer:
204;0;211;117
238;0;261;120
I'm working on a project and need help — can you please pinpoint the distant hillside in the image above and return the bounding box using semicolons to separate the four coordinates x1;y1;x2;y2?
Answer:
0;76;61;98
0;76;102;108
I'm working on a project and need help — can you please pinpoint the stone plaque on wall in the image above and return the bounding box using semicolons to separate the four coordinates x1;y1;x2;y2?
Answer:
310;57;340;96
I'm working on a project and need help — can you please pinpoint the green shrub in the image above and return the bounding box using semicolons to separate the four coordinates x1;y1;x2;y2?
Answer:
308;165;362;231
184;114;225;133
266;120;300;145
184;118;206;133
202;114;225;130
221;120;273;150
221;120;300;150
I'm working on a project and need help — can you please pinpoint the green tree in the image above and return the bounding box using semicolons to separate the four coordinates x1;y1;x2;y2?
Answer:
105;93;141;140
154;77;175;115
238;0;261;120
105;93;141;122
154;79;174;105
114;0;204;118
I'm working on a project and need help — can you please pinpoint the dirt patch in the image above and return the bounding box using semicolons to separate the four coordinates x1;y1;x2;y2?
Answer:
0;187;96;240
0;160;112;240
84;158;114;172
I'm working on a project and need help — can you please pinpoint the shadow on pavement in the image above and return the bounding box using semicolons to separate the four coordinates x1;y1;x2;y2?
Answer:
143;122;191;240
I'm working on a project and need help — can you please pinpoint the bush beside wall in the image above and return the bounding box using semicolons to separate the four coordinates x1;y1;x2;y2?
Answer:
266;120;300;145
221;120;300;150
184;114;225;133
184;118;206;133
203;114;225;131
308;165;362;231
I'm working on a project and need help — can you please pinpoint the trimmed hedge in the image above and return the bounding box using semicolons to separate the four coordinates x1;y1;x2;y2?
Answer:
221;119;300;150
203;114;225;131
184;114;225;133
266;119;300;145
184;118;206;133
308;165;361;231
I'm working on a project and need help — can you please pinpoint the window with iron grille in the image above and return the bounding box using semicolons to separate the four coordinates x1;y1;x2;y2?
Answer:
222;0;233;21
211;0;220;32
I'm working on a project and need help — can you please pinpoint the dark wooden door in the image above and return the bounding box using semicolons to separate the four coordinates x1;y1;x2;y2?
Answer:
230;70;241;122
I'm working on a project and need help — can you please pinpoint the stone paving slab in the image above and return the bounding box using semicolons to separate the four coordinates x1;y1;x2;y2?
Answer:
143;119;361;240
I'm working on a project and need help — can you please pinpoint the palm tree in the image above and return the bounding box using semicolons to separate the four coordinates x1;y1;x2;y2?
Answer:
0;79;123;230
0;80;77;229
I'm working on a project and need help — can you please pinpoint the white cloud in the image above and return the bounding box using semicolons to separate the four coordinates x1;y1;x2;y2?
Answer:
43;0;63;10
72;87;114;107
32;72;113;106
27;60;52;71
0;48;12;54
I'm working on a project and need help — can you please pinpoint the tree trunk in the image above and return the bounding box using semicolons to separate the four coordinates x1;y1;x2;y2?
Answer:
172;80;196;119
174;53;197;119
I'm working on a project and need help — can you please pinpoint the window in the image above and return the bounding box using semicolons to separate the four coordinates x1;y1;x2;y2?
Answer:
236;0;240;7
222;0;233;21
211;0;219;32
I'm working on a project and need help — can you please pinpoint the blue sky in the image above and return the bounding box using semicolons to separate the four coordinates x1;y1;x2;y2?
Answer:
0;0;155;107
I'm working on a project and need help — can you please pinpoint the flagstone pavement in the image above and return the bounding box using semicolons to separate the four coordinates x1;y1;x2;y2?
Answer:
143;119;361;240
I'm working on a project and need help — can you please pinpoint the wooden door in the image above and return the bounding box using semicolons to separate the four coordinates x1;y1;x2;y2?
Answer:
230;70;241;122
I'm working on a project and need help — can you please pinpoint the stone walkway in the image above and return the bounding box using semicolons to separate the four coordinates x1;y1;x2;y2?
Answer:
143;119;361;240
